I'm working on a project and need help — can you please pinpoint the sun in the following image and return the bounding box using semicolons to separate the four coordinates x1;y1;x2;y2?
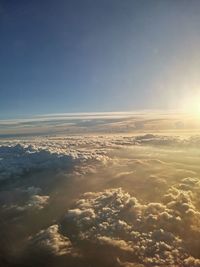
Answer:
195;103;200;114
190;99;200;116
180;94;200;116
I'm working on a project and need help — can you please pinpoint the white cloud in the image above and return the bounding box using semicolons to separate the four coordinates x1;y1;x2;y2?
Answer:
0;141;110;180
58;187;200;266
29;224;75;256
26;195;49;210
2;186;49;212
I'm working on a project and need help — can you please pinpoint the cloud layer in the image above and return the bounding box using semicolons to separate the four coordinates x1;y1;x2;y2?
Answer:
1;133;200;266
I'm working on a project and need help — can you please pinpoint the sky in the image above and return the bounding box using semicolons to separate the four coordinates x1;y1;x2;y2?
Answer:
1;0;200;118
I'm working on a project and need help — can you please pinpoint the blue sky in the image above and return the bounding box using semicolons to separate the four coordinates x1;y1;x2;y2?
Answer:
1;0;200;118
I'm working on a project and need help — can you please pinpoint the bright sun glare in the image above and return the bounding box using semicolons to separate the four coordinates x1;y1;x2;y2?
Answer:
181;95;200;116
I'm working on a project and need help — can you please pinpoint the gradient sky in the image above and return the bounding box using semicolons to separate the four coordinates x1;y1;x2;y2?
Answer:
1;0;200;118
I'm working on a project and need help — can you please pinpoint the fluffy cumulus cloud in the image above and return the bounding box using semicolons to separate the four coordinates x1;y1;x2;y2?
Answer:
24;194;49;210
0;144;75;180
1;186;49;212
29;224;76;256
0;140;111;181
37;184;199;266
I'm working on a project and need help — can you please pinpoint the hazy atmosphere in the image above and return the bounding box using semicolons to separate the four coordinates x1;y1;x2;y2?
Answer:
1;1;200;267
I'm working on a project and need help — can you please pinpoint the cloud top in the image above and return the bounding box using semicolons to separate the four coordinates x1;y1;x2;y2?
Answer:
29;183;200;266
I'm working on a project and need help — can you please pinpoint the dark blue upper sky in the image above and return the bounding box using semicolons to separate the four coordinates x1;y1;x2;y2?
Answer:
1;0;200;118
